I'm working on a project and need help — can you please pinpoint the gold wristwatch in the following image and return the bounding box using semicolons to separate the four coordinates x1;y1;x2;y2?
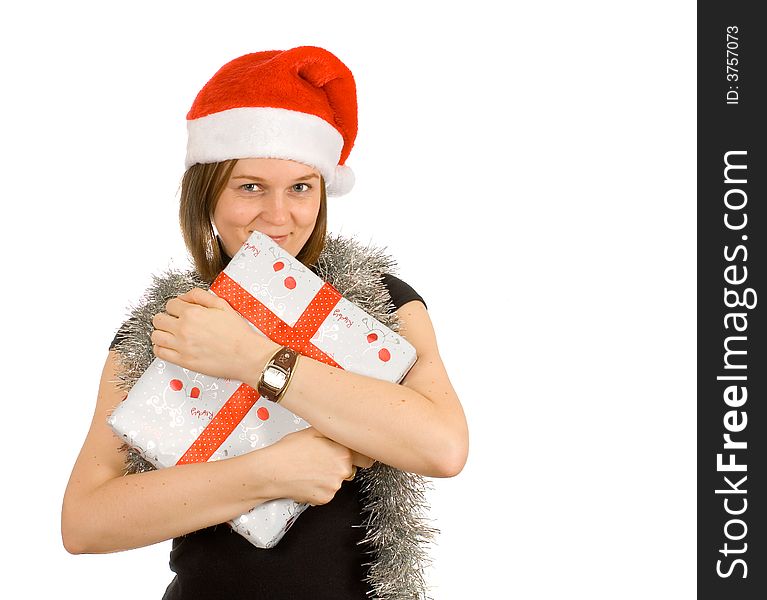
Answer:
257;346;300;403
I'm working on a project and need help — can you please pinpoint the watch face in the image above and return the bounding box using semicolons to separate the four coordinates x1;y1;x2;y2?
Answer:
263;366;288;389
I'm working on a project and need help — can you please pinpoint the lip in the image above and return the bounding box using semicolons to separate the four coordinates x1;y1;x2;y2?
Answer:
248;231;289;243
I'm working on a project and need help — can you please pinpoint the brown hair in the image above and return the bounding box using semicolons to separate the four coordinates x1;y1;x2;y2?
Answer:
179;160;327;282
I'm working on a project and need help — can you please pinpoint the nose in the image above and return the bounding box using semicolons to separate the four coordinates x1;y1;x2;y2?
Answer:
258;190;290;226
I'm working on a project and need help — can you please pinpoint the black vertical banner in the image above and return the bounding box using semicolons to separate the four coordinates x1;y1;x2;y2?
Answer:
699;4;766;599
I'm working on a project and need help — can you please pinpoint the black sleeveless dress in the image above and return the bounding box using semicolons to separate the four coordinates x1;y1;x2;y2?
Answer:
110;272;426;599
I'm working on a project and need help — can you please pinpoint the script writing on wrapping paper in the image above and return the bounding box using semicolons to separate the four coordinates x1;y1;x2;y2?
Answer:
332;308;354;328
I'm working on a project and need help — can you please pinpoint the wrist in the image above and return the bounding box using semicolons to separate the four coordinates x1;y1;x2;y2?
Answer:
236;447;283;503
240;332;281;387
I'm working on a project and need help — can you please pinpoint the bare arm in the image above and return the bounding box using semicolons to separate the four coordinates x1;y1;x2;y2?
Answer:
246;300;469;478
61;351;363;554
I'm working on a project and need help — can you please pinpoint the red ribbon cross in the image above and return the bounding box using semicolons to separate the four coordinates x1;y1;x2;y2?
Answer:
176;271;342;465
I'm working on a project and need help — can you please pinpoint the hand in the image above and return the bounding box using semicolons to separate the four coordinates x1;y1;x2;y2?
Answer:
150;287;279;381
259;428;374;506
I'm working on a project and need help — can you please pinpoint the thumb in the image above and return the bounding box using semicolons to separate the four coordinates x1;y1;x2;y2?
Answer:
351;451;374;469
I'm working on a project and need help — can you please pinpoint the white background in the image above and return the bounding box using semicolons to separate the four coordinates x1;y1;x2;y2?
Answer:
1;1;695;598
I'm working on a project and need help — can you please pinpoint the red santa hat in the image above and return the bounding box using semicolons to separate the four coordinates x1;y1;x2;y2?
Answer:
185;46;358;196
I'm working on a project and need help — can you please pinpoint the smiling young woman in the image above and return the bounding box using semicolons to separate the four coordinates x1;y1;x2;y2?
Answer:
61;46;468;600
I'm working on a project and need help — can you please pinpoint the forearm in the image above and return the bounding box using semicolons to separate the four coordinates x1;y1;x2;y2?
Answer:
62;451;275;554
244;355;455;476
161;299;468;478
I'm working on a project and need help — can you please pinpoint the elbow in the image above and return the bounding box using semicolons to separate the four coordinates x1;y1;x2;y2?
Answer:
429;430;469;478
62;536;85;556
62;521;105;555
435;444;468;478
61;503;97;555
61;521;87;555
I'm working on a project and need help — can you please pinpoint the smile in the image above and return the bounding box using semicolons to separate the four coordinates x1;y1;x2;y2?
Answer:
248;231;289;244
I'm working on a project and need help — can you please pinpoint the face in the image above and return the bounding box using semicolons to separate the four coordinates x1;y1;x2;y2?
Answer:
213;158;322;258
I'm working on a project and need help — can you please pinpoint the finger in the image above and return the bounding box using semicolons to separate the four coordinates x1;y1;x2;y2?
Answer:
152;343;182;364
151;311;178;333
344;465;357;481
351;452;374;469
178;287;227;310
150;329;176;350
165;297;195;318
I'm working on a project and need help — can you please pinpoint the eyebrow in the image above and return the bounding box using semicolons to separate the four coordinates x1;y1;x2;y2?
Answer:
232;173;320;182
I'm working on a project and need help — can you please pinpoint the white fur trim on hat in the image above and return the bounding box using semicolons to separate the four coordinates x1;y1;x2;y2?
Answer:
325;164;355;197
186;107;354;196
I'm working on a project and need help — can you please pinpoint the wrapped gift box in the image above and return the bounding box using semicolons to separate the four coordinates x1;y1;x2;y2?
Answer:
108;230;417;548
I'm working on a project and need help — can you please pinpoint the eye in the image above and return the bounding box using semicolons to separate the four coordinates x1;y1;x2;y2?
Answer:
292;183;311;193
240;183;262;192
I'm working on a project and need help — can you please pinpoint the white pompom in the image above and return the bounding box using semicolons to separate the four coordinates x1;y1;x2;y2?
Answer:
325;164;355;197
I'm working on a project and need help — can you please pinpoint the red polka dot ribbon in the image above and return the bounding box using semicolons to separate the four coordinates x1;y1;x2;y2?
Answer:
175;272;343;465
211;272;343;366
176;384;261;465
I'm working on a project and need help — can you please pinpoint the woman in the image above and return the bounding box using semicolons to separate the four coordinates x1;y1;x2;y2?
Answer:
62;46;468;599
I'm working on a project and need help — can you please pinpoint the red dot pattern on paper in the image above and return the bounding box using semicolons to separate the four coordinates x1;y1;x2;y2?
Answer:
273;261;284;271
284;276;296;290
367;332;378;343
257;406;270;421
170;379;183;391
190;387;201;399
378;348;391;362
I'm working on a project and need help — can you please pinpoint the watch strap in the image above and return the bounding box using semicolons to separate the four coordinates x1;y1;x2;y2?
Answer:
257;346;300;403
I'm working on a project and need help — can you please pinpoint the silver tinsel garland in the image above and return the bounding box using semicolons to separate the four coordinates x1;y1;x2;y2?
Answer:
111;233;437;600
